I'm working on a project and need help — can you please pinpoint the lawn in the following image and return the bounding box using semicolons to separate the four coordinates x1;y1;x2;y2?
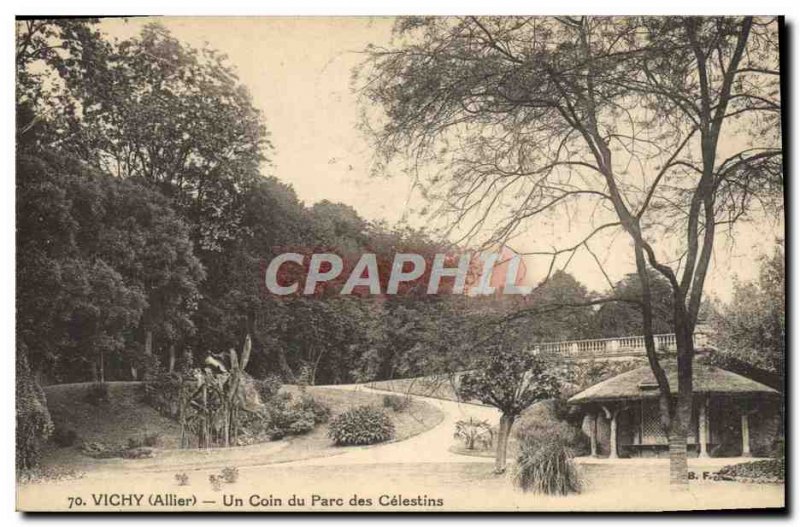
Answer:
369;374;468;402
259;386;445;464
37;381;445;475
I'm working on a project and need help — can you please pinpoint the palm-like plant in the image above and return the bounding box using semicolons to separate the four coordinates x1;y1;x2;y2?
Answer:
179;335;256;448
454;417;494;450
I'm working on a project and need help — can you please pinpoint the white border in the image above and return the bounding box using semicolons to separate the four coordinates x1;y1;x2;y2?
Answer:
2;2;797;525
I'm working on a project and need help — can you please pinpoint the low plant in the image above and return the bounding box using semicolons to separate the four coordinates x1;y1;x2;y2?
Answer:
209;474;222;491
175;473;189;486
515;435;581;495
328;405;395;446
718;459;784;483
254;375;283;402
221;466;239;484
263;392;320;439
298;394;332;424
121;447;155;459
143;432;161;447
382;394;411;413
454;418;493;450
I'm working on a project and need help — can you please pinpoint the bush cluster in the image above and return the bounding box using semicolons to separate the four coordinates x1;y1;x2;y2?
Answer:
127;432;161;449
262;392;330;440
382;394;411;412
328;405;395;446
254;375;283;402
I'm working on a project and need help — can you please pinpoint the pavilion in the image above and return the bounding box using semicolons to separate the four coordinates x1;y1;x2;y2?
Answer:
568;363;781;459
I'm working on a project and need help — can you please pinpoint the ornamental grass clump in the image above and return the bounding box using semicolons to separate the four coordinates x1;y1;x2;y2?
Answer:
328;405;395;446
515;435;581;495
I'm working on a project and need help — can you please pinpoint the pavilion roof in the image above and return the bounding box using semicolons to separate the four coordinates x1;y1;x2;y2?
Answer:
568;363;779;405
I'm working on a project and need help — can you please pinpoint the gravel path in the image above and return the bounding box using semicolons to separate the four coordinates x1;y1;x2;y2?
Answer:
284;384;500;466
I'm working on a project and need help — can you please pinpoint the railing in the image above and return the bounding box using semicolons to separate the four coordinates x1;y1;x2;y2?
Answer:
532;332;710;359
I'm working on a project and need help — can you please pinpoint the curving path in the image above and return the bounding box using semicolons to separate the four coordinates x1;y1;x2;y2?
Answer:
282;384;501;467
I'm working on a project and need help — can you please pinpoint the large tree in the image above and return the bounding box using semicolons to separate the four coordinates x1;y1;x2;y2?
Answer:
17;20;272;364
361;16;782;486
17;150;204;381
711;242;785;383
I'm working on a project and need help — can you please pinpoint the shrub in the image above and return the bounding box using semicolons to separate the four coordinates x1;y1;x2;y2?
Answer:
328;405;395;446
718;459;784;483
383;394;411;413
515;399;589;455
16;349;53;469
126;433;160;449
52;426;78;448
121;447;155;459
80;441;119;458
298;394;332;424
175;473;189;486
515;434;581;495
454;418;493;450
221;466;239;484
84;382;110;406
255;375;283;402
263;392;317;440
287;413;316;435
143;432;161;447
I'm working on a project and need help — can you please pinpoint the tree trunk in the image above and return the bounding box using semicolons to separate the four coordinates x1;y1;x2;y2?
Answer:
168;345;176;373
668;403;690;487
495;414;515;474
668;316;695;488
145;329;153;355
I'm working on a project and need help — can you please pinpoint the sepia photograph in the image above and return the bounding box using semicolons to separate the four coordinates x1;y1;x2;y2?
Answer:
13;11;786;513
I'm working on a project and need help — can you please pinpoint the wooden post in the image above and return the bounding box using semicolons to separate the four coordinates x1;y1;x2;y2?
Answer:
741;413;751;457
698;397;709;458
590;413;598;457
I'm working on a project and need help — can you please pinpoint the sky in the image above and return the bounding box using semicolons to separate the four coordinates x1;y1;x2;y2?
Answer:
99;17;784;303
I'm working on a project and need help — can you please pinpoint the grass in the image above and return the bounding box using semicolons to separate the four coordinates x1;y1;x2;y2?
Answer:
38;382;444;472
259;386;445;464
41;382;182;469
368;374;473;403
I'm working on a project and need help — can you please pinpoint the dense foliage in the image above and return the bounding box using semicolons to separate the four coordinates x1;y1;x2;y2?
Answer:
711;244;785;383
16;347;53;469
328;405;395;446
515;400;589;455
